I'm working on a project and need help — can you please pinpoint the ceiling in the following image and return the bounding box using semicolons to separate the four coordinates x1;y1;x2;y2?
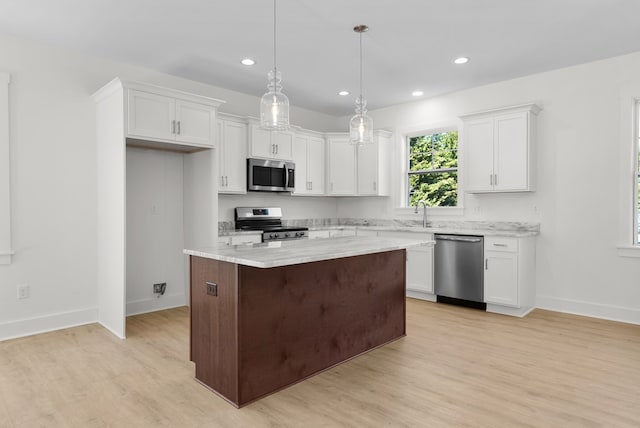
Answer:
1;0;640;116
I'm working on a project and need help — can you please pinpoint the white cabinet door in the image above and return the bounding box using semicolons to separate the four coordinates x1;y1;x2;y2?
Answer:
273;131;294;160
326;136;356;195
464;118;494;192
484;251;519;307
128;90;175;141
175;100;215;147
378;231;434;295
218;119;247;194
494;112;528;191
357;141;379;195
249;124;293;160
407;245;434;294
249;124;274;158
462;104;538;193
292;135;309;194
306;136;325;195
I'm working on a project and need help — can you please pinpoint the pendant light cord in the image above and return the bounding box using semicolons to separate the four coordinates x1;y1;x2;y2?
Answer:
273;0;277;73
359;30;363;100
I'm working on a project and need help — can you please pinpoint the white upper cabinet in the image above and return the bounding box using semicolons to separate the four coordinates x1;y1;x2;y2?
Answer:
293;132;325;196
248;122;294;160
126;85;222;151
217;115;247;194
461;103;540;193
357;130;391;196
327;130;391;196
326;134;357;195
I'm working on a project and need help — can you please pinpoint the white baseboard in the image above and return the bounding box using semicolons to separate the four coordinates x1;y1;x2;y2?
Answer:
126;293;187;316
0;307;98;341
536;295;640;325
406;290;437;302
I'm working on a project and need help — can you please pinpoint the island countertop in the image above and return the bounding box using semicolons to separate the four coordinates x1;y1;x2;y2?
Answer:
184;236;435;268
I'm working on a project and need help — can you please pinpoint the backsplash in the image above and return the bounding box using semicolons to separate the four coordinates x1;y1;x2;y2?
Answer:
219;218;540;233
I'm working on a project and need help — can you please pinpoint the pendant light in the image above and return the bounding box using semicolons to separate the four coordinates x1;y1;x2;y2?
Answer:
349;25;373;145
260;0;290;130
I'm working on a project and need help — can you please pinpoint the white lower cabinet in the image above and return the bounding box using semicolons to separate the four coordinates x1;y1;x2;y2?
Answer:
376;231;435;300
484;236;536;317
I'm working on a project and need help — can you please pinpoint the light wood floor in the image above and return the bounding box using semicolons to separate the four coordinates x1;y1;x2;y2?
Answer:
1;299;639;427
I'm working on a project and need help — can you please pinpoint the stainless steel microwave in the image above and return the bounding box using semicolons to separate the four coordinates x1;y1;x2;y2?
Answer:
247;158;295;192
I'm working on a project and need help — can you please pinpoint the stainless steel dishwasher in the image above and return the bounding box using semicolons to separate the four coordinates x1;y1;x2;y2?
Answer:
434;234;486;309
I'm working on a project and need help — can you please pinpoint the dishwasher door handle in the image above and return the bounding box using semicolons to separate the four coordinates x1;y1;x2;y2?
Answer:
436;235;483;243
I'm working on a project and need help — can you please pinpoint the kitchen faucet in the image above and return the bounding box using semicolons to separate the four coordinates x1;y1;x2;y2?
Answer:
414;200;428;227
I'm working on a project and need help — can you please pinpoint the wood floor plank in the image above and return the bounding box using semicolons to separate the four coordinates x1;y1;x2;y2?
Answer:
0;299;638;427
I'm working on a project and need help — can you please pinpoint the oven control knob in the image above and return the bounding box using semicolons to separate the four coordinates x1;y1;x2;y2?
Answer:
270;233;277;239
284;232;290;238
296;232;303;237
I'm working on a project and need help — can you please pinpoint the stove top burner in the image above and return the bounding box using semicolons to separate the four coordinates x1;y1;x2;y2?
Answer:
234;207;308;242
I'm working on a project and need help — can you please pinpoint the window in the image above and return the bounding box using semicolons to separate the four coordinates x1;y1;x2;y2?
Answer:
407;130;459;207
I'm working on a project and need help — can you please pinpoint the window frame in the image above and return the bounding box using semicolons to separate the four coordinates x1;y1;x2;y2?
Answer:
395;121;464;218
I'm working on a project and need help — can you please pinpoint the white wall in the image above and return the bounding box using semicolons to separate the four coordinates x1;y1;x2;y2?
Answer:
337;53;640;324
0;33;339;340
219;194;338;222
126;148;186;316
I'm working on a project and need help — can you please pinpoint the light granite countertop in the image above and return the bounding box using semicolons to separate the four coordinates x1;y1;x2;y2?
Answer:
185;236;435;268
219;219;540;238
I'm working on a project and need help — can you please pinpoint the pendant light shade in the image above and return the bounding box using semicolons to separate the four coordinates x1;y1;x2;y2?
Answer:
260;0;290;130
349;25;373;145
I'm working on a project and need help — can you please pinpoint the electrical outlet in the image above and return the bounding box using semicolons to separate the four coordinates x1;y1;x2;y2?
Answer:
153;282;167;295
17;284;29;299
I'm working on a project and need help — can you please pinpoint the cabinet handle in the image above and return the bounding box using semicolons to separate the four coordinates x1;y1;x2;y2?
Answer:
310;181;313;190
172;120;176;134
485;259;488;270
489;174;493;186
493;243;507;247
177;121;181;135
373;181;377;191
494;174;498;185
225;176;228;187
275;144;279;155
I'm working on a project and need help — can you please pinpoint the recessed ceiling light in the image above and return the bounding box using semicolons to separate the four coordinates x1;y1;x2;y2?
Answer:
454;57;469;65
241;58;255;66
338;90;350;96
412;90;424;97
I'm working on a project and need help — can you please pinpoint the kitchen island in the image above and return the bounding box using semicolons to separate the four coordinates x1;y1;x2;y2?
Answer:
184;236;433;407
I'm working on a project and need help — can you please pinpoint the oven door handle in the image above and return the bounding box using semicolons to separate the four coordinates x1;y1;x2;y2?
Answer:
283;165;290;190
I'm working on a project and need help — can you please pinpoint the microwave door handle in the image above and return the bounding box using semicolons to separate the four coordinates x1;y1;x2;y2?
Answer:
283;166;289;189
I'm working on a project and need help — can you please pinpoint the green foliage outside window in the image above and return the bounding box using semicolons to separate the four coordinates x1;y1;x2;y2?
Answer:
408;131;458;207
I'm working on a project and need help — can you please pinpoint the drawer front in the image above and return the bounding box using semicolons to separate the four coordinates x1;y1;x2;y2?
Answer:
485;236;518;252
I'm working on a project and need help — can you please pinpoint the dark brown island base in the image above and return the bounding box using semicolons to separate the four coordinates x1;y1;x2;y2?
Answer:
186;237;432;408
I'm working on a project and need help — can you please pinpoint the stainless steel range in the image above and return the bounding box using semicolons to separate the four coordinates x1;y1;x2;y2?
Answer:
234;207;308;242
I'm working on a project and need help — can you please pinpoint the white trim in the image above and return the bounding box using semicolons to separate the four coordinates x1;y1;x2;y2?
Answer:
399;121;464;210
632;99;639;245
536;295;640;325
0;250;14;265
406;290;436;302
0;72;10;265
126;293;187;316
0;307;98;341
616;245;640;257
